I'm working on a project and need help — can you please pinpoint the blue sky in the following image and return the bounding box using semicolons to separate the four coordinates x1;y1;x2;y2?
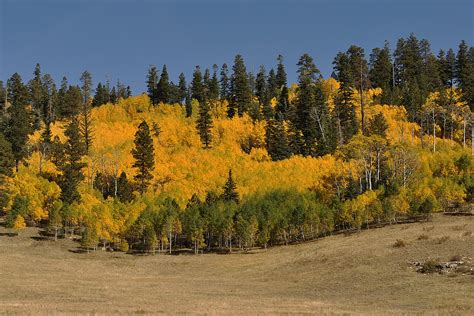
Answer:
1;0;473;93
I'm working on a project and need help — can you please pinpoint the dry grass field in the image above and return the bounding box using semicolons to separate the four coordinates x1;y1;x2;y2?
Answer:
0;214;473;315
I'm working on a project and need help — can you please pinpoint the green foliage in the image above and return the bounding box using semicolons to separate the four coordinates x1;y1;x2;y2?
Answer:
222;169;239;204
6;195;29;228
147;65;159;106
81;225;99;252
56;117;86;204
196;98;213;148
131;120;155;194
231;54;252;117
156;65;170;104
0;132;15;179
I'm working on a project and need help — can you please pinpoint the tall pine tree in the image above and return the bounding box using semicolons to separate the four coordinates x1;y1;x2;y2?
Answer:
57;117;86;204
5;73;32;171
147;65;159;106
230;54;252;117
156;64;170;104
196;95;213;148
131;121;155;194
222;169;239;203
79;71;93;153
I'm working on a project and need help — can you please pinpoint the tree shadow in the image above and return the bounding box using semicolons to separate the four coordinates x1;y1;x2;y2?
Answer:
0;232;18;237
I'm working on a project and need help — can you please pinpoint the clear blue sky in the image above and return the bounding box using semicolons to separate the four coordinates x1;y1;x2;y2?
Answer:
1;0;473;93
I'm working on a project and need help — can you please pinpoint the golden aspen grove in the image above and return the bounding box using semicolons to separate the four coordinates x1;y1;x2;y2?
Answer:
0;1;473;313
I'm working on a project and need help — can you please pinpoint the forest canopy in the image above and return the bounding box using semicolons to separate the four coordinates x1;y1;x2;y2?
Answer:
0;34;473;253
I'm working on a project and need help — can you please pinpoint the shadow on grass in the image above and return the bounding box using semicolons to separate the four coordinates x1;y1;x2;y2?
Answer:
0;232;18;237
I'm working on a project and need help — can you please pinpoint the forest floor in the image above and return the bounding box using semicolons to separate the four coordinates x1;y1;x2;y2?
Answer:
0;214;473;315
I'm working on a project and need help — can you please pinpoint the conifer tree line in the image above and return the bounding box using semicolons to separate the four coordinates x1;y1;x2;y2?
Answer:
143;35;473;158
0;34;473;253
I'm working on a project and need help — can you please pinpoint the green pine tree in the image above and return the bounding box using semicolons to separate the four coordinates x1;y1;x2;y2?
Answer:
0;132;15;180
191;66;204;103
117;171;134;203
57;117;87;204
147;65;159;106
156;64;170;104
293;53;320;156
231;54;252;117
79;71;93;153
5;73;32;171
222;169;239;203
196;96;213;148
333;52;359;144
178;73;187;105
220;63;230;100
131;120;155;194
209;64;220;100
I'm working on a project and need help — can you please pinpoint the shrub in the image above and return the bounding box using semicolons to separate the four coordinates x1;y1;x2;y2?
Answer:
420;259;441;273
423;226;435;232
393;239;407;248
462;231;472;237
5;195;29;228
450;254;462;262
119;240;129;252
417;234;429;240
435;236;450;244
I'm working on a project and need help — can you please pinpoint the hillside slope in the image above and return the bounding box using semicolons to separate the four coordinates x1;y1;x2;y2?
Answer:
0;214;472;314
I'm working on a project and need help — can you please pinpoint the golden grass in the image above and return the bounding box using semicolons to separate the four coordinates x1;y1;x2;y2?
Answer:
0;214;473;315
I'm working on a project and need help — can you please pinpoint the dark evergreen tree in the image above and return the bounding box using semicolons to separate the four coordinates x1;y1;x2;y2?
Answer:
156;64;170;104
265;114;291;161
116;80;127;100
367;112;389;137
131;120;155;194
5;73;32;171
275;54;287;90
92;82;110;107
276;85;289;116
79;71;93;153
109;86;117;104
178;73;187;105
255;66;267;106
456;40;474;109
203;68;211;98
231;54;252;116
29;63;43;122
191;66;204;103
347;45;370;133
222;169;239;203
445;48;456;88
0;132;15;180
333;52;359;144
147;65;159;106
185;87;193;118
117;171;134;203
57;117;86;204
293;53;320;156
209;64;220;100
267;68;278;100
0;80;5;111
41;74;56;122
66;85;82;118
219;63;230;100
312;80;336;155
168;81;181;104
126;86;132;98
55;77;68;117
196;96;213;148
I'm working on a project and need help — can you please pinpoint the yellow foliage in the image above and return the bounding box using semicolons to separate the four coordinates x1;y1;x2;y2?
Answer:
5;169;61;221
13;215;26;230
